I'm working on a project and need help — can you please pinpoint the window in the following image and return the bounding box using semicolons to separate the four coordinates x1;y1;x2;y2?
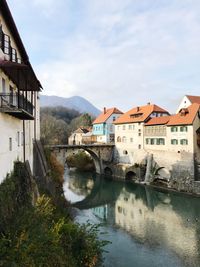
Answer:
138;144;141;149
110;125;113;131
21;132;24;146
9;137;12;151
129;125;132;130
11;48;17;62
130;138;133;143
146;138;150;145
117;125;120;130
171;126;178;132
180;139;188;145
171;139;178;145
2;78;6;94
17;131;20;147
122;136;127;143
150;139;155;145
180;126;188;132
123;150;128;155
113;116;116;122
3;34;10;54
138;133;141;136
117;136;121;142
123;125;126;130
157;138;165;145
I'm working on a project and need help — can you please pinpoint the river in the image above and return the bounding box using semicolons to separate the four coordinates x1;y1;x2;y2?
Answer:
63;168;200;267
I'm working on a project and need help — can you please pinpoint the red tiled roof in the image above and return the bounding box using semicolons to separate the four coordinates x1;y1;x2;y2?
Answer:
145;116;171;126
114;104;169;124
167;103;200;126
186;95;200;104
93;107;123;124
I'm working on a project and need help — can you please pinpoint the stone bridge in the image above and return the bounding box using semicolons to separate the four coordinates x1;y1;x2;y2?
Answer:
48;144;115;174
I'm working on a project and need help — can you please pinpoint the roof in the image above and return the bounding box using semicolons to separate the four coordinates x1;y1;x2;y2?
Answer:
114;104;169;124
74;127;90;134
145;116;171;126
0;0;42;90
186;95;200;105
93;107;123;124
167;103;200;126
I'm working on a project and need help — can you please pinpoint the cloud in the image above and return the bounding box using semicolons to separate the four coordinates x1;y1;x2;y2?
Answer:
7;0;200;112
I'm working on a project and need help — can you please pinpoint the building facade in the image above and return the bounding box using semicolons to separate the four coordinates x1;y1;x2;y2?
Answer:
92;107;123;143
68;127;91;145
0;0;42;182
114;103;169;164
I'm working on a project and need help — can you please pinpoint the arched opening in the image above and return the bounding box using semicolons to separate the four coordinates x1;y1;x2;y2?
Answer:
84;148;101;174
125;171;136;181
104;167;113;177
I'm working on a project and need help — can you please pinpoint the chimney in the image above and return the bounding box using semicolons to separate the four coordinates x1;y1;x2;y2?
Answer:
136;107;139;112
147;102;150;105
104;107;106;114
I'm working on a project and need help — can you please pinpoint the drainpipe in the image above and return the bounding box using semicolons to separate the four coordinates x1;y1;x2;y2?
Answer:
23;120;26;163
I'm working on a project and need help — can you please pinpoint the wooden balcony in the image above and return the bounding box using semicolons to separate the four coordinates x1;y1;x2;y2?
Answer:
0;93;34;120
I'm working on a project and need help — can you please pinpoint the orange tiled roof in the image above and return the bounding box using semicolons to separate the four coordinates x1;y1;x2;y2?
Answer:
145;116;171;126
167;103;200;126
114;104;169;124
186;95;200;104
93;107;123;124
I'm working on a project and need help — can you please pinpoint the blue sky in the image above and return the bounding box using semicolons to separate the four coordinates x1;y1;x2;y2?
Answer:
7;0;200;112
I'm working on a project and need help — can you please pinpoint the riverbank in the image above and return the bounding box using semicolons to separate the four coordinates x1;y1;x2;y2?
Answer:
0;157;106;267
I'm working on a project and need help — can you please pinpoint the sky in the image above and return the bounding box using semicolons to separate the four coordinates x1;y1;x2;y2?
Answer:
6;0;200;113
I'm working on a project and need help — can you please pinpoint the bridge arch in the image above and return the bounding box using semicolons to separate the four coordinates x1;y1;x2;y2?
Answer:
83;148;102;174
125;171;136;181
104;167;113;177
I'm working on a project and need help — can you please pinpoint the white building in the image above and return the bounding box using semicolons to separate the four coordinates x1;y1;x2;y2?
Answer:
176;95;200;113
0;0;42;182
114;103;169;164
92;107;123;143
68;127;90;145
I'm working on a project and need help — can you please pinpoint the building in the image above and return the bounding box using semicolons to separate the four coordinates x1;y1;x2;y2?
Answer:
144;103;200;178
0;0;42;182
92;107;123;143
114;103;169;164
176;95;200;113
68;127;91;145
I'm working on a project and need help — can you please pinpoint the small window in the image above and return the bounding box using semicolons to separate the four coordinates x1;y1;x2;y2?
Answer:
150;139;155;145
123;150;128;155
11;48;17;62
117;125;120;130
3;34;10;55
180;126;188;132
123;125;126;130
129;125;132;130
171;139;178;145
117;136;121;142
138;133;141;136
138;144;141;149
122;136;127;143
146;138;150;145
180;139;188;145
17;131;20;147
130;138;133;143
171;126;178;132
2;78;6;94
113;116;116;122
9;137;12;151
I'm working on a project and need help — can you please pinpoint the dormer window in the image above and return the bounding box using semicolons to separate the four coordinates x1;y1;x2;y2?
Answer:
130;113;143;119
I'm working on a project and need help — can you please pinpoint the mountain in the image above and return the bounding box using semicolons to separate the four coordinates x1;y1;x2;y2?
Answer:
40;95;101;117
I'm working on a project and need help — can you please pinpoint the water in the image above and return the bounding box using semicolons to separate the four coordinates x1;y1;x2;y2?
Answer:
63;168;200;267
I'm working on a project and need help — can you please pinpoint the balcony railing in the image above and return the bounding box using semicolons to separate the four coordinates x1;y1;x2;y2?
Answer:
0;93;34;120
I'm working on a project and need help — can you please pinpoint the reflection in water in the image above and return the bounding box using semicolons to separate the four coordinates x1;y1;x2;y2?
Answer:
64;169;200;267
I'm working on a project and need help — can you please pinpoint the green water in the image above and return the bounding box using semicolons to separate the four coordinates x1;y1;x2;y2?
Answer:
63;169;200;267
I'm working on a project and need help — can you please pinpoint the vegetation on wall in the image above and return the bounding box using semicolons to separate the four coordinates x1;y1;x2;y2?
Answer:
0;161;106;267
66;151;95;172
41;106;94;145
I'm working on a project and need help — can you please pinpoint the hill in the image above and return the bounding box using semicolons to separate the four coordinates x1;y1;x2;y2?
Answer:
40;95;101;116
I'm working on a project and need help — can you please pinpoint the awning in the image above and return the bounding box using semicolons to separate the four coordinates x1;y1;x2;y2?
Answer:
0;60;42;91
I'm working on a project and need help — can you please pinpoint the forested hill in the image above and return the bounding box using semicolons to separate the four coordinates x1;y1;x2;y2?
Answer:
41;106;94;145
40;95;101;117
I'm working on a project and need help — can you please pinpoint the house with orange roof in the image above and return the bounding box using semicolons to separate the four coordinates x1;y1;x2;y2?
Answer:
92;107;123;143
144;103;200;179
176;95;200;113
114;103;169;164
